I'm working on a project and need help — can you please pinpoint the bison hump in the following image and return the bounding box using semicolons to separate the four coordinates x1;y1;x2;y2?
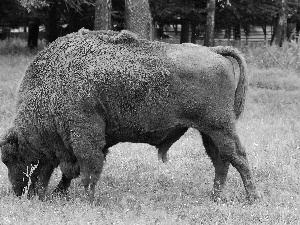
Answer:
109;30;139;44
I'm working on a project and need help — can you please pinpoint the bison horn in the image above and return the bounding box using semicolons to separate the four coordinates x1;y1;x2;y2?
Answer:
0;139;7;147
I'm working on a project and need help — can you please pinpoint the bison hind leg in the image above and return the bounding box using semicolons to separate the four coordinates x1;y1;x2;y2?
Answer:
157;150;169;163
52;162;80;197
60;161;80;179
204;129;259;202
201;132;230;201
52;174;73;196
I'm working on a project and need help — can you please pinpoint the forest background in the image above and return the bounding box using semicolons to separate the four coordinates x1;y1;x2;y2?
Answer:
1;0;300;47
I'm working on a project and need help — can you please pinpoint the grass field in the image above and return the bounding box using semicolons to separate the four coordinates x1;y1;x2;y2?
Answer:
0;40;300;224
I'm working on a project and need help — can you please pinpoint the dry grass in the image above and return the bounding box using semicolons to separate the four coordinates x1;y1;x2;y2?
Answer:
0;40;300;224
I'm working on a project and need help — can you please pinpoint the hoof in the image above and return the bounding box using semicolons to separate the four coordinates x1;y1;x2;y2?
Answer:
51;189;71;201
211;191;224;203
246;191;261;204
158;152;169;163
211;195;229;204
52;187;69;196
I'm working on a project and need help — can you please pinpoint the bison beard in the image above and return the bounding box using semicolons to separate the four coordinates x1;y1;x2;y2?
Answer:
0;29;259;202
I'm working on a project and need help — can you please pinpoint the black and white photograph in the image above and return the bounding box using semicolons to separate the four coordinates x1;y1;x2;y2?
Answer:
0;0;299;224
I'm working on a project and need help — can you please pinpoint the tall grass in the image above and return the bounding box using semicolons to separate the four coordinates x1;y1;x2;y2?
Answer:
245;41;300;71
0;40;300;224
0;38;46;55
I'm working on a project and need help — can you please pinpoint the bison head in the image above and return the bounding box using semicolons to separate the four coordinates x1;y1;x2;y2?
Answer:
0;129;30;197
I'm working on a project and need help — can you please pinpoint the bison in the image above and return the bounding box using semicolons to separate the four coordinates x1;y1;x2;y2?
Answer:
0;29;259;201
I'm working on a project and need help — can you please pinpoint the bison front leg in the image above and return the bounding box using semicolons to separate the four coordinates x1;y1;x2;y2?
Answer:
207;129;259;202
53;174;73;195
69;110;106;200
79;155;104;200
201;132;230;201
27;163;55;200
52;162;80;196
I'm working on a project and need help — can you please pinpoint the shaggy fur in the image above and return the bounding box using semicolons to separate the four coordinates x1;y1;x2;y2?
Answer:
0;29;259;201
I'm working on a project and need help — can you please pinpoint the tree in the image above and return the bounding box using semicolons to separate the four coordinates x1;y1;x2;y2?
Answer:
94;0;112;30
180;18;189;43
0;0;44;50
0;0;28;29
173;0;206;44
204;0;215;46
215;0;300;45
149;0;172;38
272;0;287;46
125;0;153;40
149;0;206;43
18;0;94;43
18;0;88;12
28;17;40;49
47;0;59;43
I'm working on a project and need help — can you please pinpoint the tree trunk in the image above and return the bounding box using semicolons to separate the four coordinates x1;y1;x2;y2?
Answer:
273;14;287;46
173;24;178;35
157;23;164;38
68;8;81;33
272;0;287;46
47;0;58;43
243;23;250;45
190;22;197;43
125;0;153;40
204;0;215;47
180;19;189;43
296;20;300;35
271;16;278;44
94;0;112;30
262;24;267;40
27;18;40;49
234;23;241;40
224;25;231;39
296;20;300;42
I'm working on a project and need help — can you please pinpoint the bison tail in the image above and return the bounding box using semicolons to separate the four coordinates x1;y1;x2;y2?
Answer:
209;46;248;119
